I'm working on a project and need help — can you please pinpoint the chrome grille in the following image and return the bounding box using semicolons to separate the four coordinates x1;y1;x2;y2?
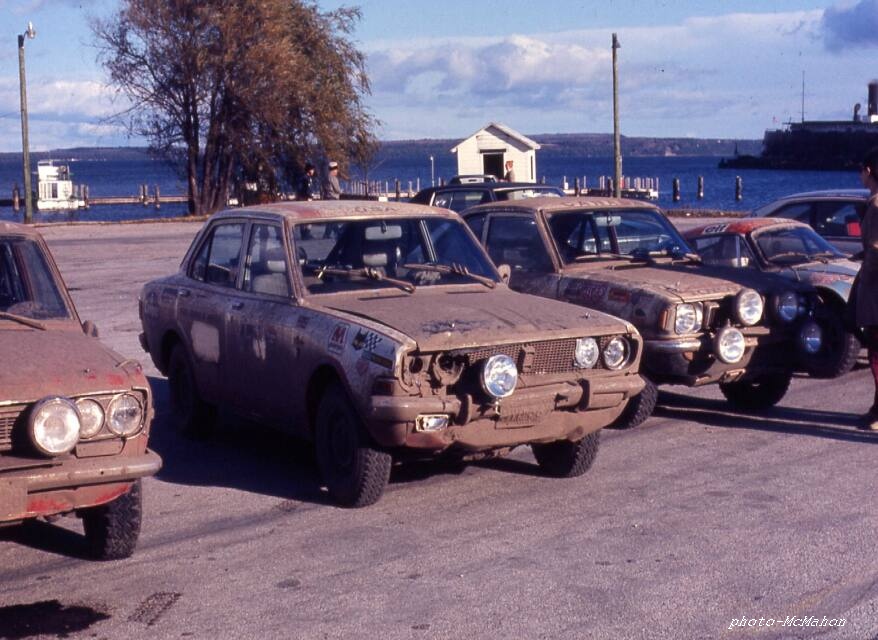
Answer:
0;405;24;452
464;337;612;374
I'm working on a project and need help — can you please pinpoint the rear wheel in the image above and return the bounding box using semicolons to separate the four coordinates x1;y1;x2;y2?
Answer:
167;344;214;436
531;431;600;478
80;480;142;560
316;384;392;507
609;376;657;429
719;372;792;410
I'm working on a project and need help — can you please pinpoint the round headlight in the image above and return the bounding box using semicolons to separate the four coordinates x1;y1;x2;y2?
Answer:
602;336;629;370
481;354;518;399
29;397;81;456
107;394;144;436
735;289;763;326
715;327;746;364
774;291;799;323
674;303;702;334
75;398;105;439
574;337;600;369
799;320;822;354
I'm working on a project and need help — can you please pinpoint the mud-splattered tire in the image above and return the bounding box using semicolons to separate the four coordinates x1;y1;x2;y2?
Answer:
316;384;392;507
609;376;658;430
80;480;142;560
167;344;214;437
531;431;600;478
719;372;792;410
807;313;861;379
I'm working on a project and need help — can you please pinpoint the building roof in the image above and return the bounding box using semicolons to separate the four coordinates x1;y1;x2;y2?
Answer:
450;122;541;153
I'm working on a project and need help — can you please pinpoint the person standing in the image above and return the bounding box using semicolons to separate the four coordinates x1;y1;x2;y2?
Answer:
324;161;342;200
297;163;318;201
855;147;878;429
503;159;516;182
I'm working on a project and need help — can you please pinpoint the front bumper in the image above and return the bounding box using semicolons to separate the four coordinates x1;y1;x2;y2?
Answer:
366;374;644;451
0;449;162;522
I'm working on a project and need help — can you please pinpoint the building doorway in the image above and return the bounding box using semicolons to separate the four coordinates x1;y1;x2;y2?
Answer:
481;152;504;179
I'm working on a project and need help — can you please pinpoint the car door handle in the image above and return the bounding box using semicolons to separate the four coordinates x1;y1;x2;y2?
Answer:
231;301;244;310
177;288;191;298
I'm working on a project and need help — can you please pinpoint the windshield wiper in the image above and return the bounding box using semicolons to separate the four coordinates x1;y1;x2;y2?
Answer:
401;262;496;289
314;265;415;293
0;311;46;330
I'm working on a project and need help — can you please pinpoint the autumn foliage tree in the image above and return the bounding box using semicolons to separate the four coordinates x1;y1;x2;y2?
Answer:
94;1;377;215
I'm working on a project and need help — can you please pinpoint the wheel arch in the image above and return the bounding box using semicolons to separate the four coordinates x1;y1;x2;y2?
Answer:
306;364;347;437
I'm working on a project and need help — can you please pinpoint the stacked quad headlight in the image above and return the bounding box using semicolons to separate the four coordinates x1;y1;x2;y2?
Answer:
734;289;764;326
773;291;800;323
674;303;703;334
602;336;630;370
481;355;518;399
29;397;81;456
714;327;746;364
75;398;105;439
799;320;823;354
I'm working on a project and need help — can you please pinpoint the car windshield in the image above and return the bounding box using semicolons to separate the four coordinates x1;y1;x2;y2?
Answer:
547;208;694;263
293;217;499;294
495;188;563;201
0;237;71;320
753;226;845;264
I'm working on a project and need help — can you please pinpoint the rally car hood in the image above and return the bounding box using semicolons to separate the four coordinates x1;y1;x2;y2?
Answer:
560;259;809;305
0;327;144;402
786;259;859;281
325;286;633;351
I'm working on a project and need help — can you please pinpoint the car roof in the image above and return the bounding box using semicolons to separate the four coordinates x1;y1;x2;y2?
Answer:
212;199;457;222
462;195;660;216
683;217;809;238
415;182;563;195
0;221;41;238
761;188;869;202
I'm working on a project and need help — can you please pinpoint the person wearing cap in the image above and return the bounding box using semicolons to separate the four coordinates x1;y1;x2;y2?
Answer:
324;161;342;200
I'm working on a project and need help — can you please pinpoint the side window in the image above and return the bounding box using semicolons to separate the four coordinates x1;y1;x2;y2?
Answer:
485;216;553;273
814;201;861;236
448;191;486;213
243;224;290;297
190;223;245;288
774;203;812;224
693;235;754;268
466;214;487;242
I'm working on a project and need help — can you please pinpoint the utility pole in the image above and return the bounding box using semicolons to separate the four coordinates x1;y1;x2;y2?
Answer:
18;22;36;223
612;33;621;198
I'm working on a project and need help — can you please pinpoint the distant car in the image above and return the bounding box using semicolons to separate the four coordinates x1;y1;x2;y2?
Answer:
752;189;868;255
410;182;564;213
683;218;861;378
139;200;644;507
462;197;824;429
0;222;160;559
447;174;498;184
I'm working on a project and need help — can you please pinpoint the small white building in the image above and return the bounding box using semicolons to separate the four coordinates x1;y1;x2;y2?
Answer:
36;160;84;210
450;122;540;183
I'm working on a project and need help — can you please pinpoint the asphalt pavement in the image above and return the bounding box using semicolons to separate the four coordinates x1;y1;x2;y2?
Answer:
1;219;876;640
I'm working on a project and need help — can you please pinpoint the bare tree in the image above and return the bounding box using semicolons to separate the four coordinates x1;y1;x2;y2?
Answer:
94;0;377;215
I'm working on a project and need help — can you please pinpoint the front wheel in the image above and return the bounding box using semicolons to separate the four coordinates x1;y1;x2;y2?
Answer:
315;384;392;507
719;372;792;410
167;344;215;437
807;314;861;378
80;480;142;560
531;431;600;478
608;376;657;430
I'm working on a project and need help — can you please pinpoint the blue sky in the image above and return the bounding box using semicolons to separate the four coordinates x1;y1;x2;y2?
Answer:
1;0;877;150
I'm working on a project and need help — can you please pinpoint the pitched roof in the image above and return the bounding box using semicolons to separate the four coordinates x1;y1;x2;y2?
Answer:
450;122;541;153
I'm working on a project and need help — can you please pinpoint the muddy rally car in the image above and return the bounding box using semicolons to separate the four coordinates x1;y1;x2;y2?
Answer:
139;201;644;507
683;217;861;378
0;222;160;559
462;197;823;429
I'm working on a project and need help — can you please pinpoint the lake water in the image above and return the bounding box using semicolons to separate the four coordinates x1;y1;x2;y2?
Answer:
0;152;863;223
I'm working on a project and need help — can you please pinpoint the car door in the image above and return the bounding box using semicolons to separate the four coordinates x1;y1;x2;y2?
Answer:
177;220;247;406
812;200;864;255
482;213;559;295
223;221;301;422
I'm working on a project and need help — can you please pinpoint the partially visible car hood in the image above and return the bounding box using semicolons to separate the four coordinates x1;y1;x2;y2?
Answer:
787;259;859;281
0;328;144;402
560;260;810;304
324;287;634;351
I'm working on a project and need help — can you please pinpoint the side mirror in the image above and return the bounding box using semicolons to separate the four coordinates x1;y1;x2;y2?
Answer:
82;320;99;338
497;264;511;284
